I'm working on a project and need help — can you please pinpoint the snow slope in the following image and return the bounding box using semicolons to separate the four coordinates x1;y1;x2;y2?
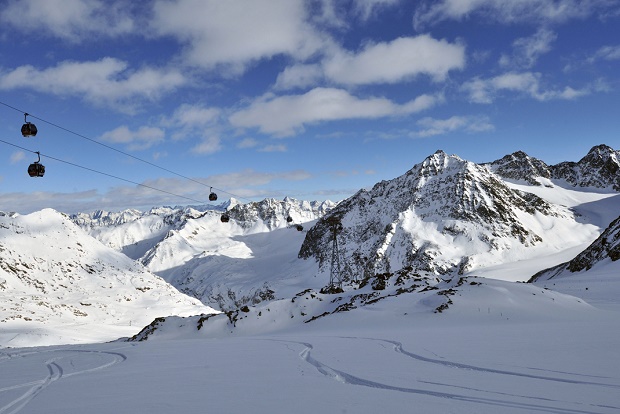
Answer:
1;275;617;414
0;209;214;347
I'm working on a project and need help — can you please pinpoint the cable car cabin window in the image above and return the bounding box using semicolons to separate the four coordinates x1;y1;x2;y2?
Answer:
21;122;38;137
28;163;45;177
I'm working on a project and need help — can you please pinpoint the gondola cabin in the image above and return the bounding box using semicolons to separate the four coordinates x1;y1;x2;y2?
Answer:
295;224;303;231
28;152;45;177
209;188;218;201
28;162;45;177
21;122;38;137
220;213;230;223
286;216;293;223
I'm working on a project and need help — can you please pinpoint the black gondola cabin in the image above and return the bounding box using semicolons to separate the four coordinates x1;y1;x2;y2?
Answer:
28;162;45;177
21;122;38;137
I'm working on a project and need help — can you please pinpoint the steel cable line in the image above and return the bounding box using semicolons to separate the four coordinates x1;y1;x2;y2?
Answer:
0;139;210;205
0;100;254;203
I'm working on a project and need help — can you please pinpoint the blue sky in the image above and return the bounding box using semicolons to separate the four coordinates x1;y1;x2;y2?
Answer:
1;0;619;214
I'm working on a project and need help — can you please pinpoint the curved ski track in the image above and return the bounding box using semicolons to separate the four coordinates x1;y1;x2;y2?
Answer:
271;338;620;414
0;349;127;414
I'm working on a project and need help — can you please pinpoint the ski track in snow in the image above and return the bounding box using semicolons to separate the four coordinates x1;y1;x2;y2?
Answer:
363;337;620;388
269;338;620;414
0;348;128;414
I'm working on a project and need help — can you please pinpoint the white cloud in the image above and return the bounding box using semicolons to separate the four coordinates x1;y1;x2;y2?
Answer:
274;64;324;90
277;35;465;89
191;135;222;155
99;126;165;151
590;45;620;62
10;151;25;164
0;58;186;110
413;115;494;137
0;0;135;41
237;138;259;149
413;0;617;27
229;88;442;137
164;104;221;127
151;0;325;75
323;35;466;85
161;104;224;154
500;28;557;69
462;72;592;103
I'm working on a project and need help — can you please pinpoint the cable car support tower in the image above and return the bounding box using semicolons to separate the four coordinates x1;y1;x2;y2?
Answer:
327;217;346;291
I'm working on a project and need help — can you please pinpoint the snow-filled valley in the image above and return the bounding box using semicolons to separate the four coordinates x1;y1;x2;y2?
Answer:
1;146;620;413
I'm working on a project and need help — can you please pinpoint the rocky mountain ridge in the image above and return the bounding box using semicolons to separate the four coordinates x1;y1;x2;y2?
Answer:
487;144;620;190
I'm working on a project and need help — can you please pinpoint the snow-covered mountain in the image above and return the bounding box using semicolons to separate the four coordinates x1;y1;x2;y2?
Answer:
73;198;336;311
299;150;597;283
488;144;620;190
72;205;210;260
70;147;619;317
6;145;619;348
0;209;214;347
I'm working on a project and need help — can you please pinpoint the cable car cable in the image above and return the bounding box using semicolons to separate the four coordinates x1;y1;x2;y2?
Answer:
0;100;254;203
0;138;210;205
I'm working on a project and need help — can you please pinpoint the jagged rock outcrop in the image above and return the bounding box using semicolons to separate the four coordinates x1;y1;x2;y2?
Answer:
299;150;574;281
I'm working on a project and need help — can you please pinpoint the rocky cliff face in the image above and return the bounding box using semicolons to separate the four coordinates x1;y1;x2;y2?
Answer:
299;150;574;282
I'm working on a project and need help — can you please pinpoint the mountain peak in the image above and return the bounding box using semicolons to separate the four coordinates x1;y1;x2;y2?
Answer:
552;144;620;190
486;151;551;186
300;150;572;280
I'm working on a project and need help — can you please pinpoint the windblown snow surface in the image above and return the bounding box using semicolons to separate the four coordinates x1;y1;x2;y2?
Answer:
1;184;620;413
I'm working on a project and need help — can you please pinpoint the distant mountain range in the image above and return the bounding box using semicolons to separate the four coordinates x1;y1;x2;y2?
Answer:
2;145;619;346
